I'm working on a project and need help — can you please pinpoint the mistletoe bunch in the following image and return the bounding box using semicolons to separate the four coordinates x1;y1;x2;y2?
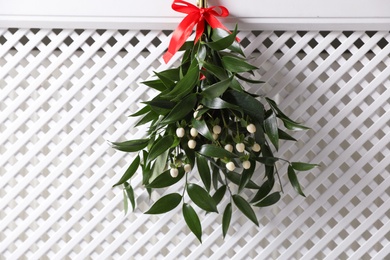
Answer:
112;25;317;241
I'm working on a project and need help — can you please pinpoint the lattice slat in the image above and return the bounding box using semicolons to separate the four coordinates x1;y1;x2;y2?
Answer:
1;28;389;260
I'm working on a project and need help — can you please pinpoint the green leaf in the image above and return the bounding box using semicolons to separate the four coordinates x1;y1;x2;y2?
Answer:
111;139;149;153
224;90;264;123
255;156;279;166
113;155;140;187
191;118;214;141
135;110;159;127
156;68;181;81
278;129;297;141
232;194;259;226
201;97;240;110
160;94;197;125
187;183;218;213
123;189;128;215
238;159;256;193
198;144;237;159
235;73;265;84
183;203;202;243
154;71;176;89
291;162;319;171
196;154;211;192
203;61;228;80
264;110;279;151
147;168;185;188
144;99;176;115
201;77;232;99
149;149;170;182
211;27;244;56
282;118;311;131
145;193;182;214
196;44;207;68
222;203;232;238
250;178;275;203
142;79;168;92
253;192;281;207
226;171;260;189
207;25;238;51
129;105;151;117
147;135;174;165
124;182;136;211
162;62;199;101
212;185;226;205
288;165;306;197
222;56;258;73
212;163;221;190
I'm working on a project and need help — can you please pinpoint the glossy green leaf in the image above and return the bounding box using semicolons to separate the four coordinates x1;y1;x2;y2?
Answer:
147;168;185;188
253;192;281;207
235;73;265;84
196;154;211;192
201;97;240;110
191;118;214;141
203;61;228;80
211;27;244;56
212;163;220;190
149;149;170;182
147;135;174;165
278;129;297;141
142;79;167;92
124;182;136;211
207;25;238;51
123;189;129;215
224;90;264;123
238;159;256;193
222;203;232;238
201;77;232;99
160;94;197;125
212;185;226;205
154;71;176;89
129;105;151;117
288;165;306;197
282;118;311;131
162;62;199;101
250;178;275;203
264;110;279;151
291;162;319;171
187;183;218;213
196;44;207;68
255;156;279;166
144;99;176;115
226;171;260;189
222;56;258;73
111;139;149;153
198;144;237;159
145;193;182;214
113;155;140;187
156;68;181;81
233;194;259;226
135;110;159;127
183;203;202;242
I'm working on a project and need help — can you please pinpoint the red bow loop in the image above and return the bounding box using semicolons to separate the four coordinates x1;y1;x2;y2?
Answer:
163;0;230;63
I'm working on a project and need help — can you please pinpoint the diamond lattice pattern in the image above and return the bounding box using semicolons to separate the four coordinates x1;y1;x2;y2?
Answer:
1;28;389;259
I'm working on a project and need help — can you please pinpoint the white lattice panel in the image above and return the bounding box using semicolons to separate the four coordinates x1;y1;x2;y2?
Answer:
1;28;389;260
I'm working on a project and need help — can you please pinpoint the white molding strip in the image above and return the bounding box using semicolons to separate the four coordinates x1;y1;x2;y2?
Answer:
1;16;390;30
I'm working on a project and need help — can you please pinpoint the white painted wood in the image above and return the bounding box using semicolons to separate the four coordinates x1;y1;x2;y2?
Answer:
0;0;390;29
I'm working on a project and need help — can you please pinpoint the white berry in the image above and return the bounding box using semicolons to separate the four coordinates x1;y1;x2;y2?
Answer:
184;164;192;172
224;144;233;153
188;139;197;149
226;162;235;171
176;128;185;138
193;111;201;120
170;168;179;178
247;124;256;133
213;125;222;134
236;143;245;153
212;133;219;140
242;160;251;169
252;143;261;152
190;128;198;137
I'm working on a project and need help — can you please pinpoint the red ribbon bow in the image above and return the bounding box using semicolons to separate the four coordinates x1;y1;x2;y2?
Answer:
163;0;230;63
